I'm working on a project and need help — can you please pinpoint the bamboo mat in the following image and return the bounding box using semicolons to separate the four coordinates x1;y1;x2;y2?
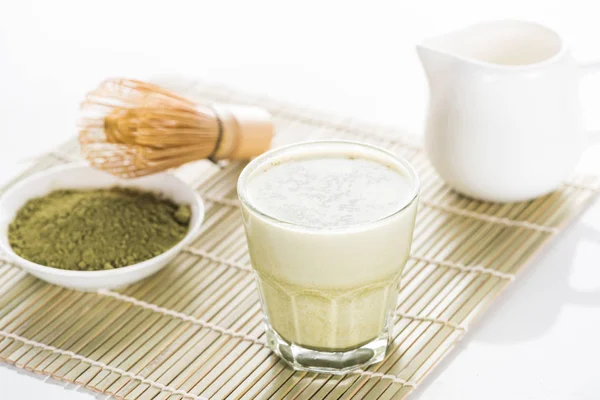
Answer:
0;77;599;400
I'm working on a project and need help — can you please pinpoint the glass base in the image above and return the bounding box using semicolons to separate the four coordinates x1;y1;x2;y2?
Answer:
265;323;389;374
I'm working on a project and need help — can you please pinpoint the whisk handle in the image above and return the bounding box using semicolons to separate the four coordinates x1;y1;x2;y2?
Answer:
211;104;273;160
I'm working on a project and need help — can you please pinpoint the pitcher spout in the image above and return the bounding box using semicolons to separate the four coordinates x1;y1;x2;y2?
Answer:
417;20;564;70
416;44;458;85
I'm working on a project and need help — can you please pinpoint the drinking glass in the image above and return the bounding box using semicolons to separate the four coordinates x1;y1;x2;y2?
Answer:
237;141;419;373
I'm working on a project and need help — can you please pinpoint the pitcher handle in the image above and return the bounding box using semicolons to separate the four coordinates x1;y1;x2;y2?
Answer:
580;60;600;75
579;61;600;145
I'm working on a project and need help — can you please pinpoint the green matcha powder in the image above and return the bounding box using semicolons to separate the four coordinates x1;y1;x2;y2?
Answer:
8;188;191;271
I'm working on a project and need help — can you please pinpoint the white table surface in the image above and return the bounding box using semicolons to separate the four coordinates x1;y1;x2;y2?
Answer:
1;1;600;399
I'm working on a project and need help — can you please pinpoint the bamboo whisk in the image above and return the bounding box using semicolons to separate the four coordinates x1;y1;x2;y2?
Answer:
79;78;273;178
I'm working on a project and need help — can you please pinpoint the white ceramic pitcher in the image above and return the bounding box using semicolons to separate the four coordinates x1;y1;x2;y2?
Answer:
418;20;598;202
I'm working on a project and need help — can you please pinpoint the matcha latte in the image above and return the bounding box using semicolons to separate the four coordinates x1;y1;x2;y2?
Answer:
238;141;419;373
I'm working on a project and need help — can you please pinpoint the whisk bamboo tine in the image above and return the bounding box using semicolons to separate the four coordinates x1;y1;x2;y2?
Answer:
78;78;273;178
99;78;197;108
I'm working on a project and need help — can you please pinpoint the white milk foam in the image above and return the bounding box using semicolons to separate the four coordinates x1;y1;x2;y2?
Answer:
246;156;412;228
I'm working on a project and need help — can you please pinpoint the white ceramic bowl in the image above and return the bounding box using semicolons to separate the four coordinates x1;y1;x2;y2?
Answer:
0;163;204;291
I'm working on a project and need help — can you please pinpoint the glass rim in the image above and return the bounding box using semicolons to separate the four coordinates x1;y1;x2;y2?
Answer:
237;140;420;232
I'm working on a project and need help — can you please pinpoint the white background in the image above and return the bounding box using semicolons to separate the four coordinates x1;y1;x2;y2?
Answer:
1;0;600;399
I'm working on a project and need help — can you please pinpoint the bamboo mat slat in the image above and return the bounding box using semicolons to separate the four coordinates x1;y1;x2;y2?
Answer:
0;77;599;400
